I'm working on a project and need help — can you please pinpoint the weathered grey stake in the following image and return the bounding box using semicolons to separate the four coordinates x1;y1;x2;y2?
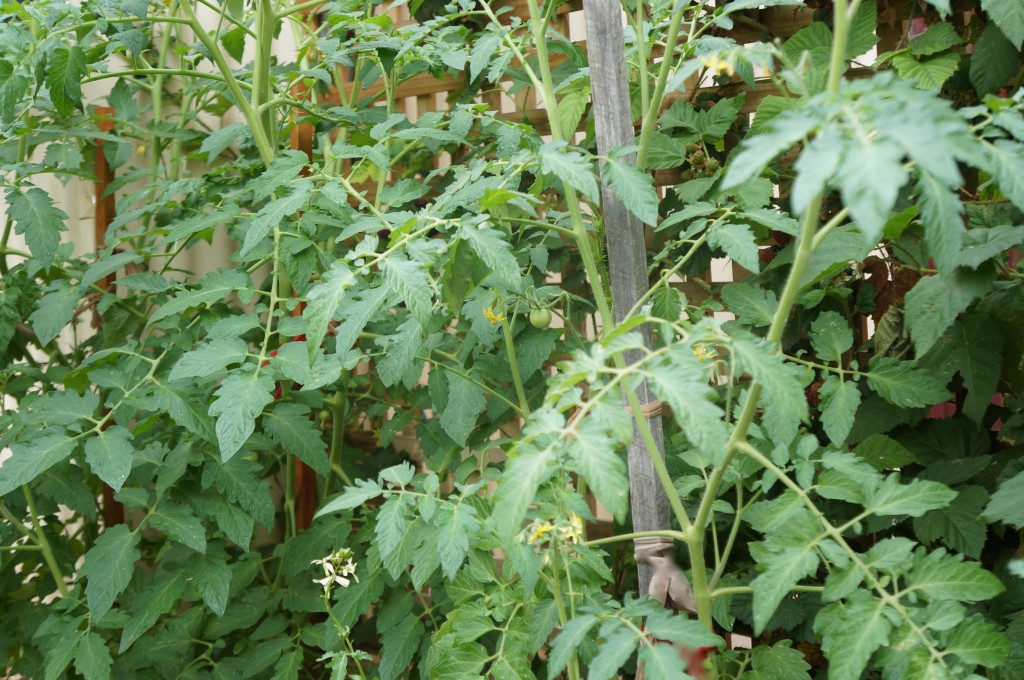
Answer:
581;0;671;594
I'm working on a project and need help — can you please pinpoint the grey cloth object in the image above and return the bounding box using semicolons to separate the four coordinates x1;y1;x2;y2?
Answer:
633;537;696;614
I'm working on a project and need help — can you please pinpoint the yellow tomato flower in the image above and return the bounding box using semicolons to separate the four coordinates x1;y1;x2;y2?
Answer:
483;305;506;325
558;513;584;544
700;55;735;77
694;344;716;361
527;521;555;544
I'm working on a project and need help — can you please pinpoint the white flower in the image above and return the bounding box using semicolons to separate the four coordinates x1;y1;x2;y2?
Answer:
312;549;359;593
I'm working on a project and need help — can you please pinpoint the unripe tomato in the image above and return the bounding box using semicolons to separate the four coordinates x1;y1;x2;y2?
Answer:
317;409;331;422
530;308;552;329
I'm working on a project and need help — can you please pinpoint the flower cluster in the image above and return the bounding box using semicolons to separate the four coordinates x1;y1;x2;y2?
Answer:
523;513;584;546
312;548;359;593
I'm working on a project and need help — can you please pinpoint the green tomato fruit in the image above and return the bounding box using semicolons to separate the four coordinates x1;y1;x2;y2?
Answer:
317;409;331;422
530;308;553;329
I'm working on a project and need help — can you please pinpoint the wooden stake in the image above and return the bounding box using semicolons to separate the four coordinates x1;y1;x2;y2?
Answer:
582;0;670;594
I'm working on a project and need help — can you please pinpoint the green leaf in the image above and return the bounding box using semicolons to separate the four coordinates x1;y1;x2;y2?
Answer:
731;333;808;445
913;486;988;558
199;122;247;162
590;625;639;680
147;501;206;552
304;262;355;362
81;250;142;289
169;338;249;381
916;171;964;272
944;615;1010;667
750;643;812;679
150;269;252;324
708;222;759;272
547;615;597;679
440;372;486;447
270;342;342;391
0;433;77;497
375;497;409;557
263;403;328;476
316;478;384;516
84;426;134;492
538;141;600;203
984;471;1024;528
29;283;80;347
970;23;1019;95
751;536;820;633
892;51;961;89
568;420;629;522
192;545;231;615
811;311;853;363
162;206;242;243
380;613;425;680
982;0;1024;48
208;370;275;461
7;187;68;268
603;155;659;225
908;547;1005;601
74;632;113;680
911;22;961;56
273;647;304;680
377;318;423;388
721;283;777;327
469;32;501;80
435;502;479;580
815;591;891;680
643;609;723;647
426;638;488;679
648;346;728;458
866;475;955;517
459;224;521;290
380;178;429;207
638;645;688;679
383;255;434;327
984;139;1024;210
47;46;87;117
820;375;861;446
645;133;688;170
80;524;140;620
722;111;816;189
241;184;310;258
958;226;1024;269
202;457;275;528
250;149;308;202
492;445;557;543
905;266;995;355
118;570;187;652
854;434;918;470
556;84;590;141
838;139;908;246
866;357;950;408
847;0;880;57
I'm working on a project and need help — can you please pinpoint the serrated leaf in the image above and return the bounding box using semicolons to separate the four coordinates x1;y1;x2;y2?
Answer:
436;503;479;580
839;139;908;245
192;546;231;615
376;497;409;557
263;403;328;476
913;486;988;558
382;255;434;327
708;222;759;272
905;266;994;355
603;155;659;225
866;475;955;516
958;225;1024;269
469;32;500;80
460;224;521;290
985;139;1024;211
568;420;629;522
0;433;77;497
380;613;425;680
892;51;961;89
944;615;1010;667
169;338;249;381
118;570;187;652
589;625;639;680
84;426;134;492
916;171;965;272
911;22;961;56
440;372;486;447
208;371;274;461
731;333;808;445
273;647;304;680
557;84;590;140
811;311;853;363
202;458;275;528
47;46;87;117
81;250;142;289
304;262;355;362
149;269;251;324
648;346;728;458
241;185;310;258
751;538;820;633
815;591;891;680
820;375;861;446
80;524;140;619
645;133;688;170
316;478;384;516
970;23;1019;95
982;0;1024;48
854;434;918;470
147;501;206;552
908;548;1005;601
721;283;777;327
750;643;812;679
250;149;308;202
29;283;80;347
199;122;247;163
538;141;600;203
270;341;342;391
639;644;689;679
722;111;816;189
984;470;1024;527
74;632;113;680
866;357;950;408
492;445;556;543
161;206;242;243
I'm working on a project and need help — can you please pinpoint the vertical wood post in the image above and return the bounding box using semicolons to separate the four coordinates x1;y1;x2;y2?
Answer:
93;106;125;528
582;0;670;594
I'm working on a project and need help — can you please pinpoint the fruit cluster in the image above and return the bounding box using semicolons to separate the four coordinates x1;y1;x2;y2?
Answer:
679;142;720;181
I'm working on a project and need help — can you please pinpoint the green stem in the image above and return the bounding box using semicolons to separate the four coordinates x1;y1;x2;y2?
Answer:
276;0;326;19
180;0;275;164
24;486;69;597
635;3;689;168
501;314;531;416
583;529;688;547
252;0;277;145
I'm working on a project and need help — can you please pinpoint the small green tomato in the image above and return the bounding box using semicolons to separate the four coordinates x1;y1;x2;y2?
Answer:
529;308;553;329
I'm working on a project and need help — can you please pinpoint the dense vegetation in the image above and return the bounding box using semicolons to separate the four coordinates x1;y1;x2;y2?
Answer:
2;0;1024;677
